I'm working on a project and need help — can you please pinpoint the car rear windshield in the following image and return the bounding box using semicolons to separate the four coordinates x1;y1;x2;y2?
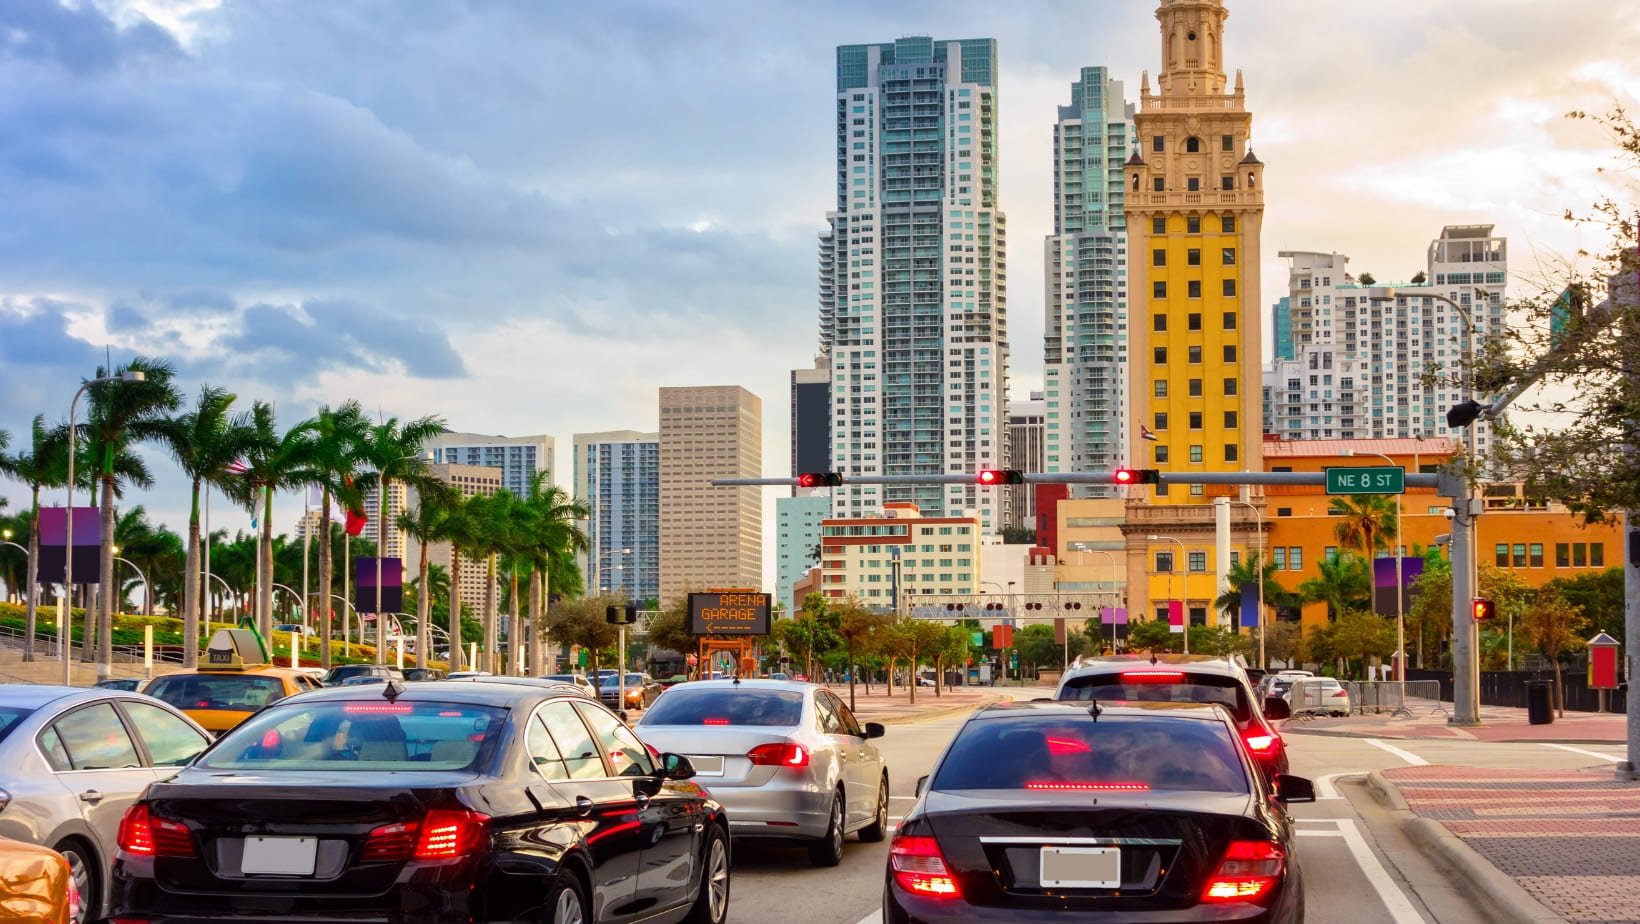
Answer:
932;714;1249;795
638;689;804;727
1057;670;1250;722
145;673;288;711
0;706;33;745
199;701;507;771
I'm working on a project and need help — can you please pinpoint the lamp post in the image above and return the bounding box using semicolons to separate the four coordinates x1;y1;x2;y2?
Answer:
65;370;146;685
1342;448;1405;681
1;533;34;654
1147;535;1189;655
331;594;360;657
1229;501;1267;669
110;552;149;617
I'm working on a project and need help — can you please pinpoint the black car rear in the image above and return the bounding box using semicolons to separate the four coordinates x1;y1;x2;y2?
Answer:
884;702;1311;923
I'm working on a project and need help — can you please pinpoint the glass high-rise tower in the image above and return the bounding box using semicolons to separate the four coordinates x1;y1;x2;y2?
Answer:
1045;67;1134;489
818;37;1010;531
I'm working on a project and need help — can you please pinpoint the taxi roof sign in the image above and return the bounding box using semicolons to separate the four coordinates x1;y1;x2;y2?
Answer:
204;628;268;670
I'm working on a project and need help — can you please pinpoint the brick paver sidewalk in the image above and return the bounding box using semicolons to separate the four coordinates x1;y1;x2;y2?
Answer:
1385;765;1640;923
839;684;1011;724
1293;701;1628;743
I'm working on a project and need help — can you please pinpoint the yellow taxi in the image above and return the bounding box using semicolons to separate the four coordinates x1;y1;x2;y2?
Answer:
141;629;322;737
0;836;75;924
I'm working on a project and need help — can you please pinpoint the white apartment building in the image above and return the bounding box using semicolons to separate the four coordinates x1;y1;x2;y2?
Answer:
428;432;556;497
818;503;980;610
776;494;829;615
572;430;660;604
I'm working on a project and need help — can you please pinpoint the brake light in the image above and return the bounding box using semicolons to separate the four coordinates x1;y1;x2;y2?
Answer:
1202;840;1284;903
344;703;413;714
747;742;809;767
1332;690;1349;697
1025;781;1150;792
703;718;730;725
117;805;196;858
362;809;489;862
1244;734;1277;753
889;835;960;899
1120;671;1186;683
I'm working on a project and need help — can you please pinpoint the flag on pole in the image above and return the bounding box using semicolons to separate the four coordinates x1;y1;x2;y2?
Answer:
1139;424;1159;442
224;459;249;476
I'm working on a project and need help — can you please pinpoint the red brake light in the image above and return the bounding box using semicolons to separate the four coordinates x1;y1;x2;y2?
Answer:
1332;690;1349;697
1203;840;1285;903
1025;781;1150;792
1120;671;1186;683
703;718;729;725
363;809;489;862
344;703;413;714
890;835;960;899
118;805;195;858
1244;734;1277;753
747;742;809;767
361;820;418;862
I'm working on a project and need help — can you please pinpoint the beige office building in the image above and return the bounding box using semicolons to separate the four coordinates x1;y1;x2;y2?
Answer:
659;386;762;602
407;463;502;624
361;481;409;562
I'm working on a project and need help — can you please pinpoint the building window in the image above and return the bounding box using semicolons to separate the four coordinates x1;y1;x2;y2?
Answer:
1155;551;1174;573
1223;345;1237;362
1154;346;1168;364
1153;249;1167;267
1189;411;1203;429
1188;346;1202;364
1189;445;1203;463
1152;135;1164;153
1187;248;1201;266
1556;543;1569;567
1191;484;1205;495
1529;543;1544;567
1154;380;1168;397
1154;281;1168;299
1512;544;1527;568
1225;411;1238;429
1272;547;1286;569
1222;215;1236;232
1154;313;1167;331
1189;379;1203;397
1188;313;1202;331
1187;177;1200;191
1152;216;1165;234
1221;175;1234;191
1225;443;1239;462
1153;177;1165;192
1288;547;1303;570
1223;279;1237;296
1223;311;1237;329
1325;546;1338;563
1592;543;1605;567
1495;544;1509;568
1188;280;1202;298
1221;134;1234;152
1155;444;1169;463
1573;544;1587;567
1187;216;1201;233
1224;378;1238;396
1188;551;1207;571
1154;412;1168;431
1186;136;1201;153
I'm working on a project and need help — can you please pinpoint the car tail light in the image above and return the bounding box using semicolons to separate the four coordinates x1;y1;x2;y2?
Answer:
363;809;489;862
1202;840;1284;903
1120;670;1186;682
1332;689;1349;698
703;718;730;725
344;703;413;714
889;834;960;899
117;805;196;858
1024;781;1150;792
747;742;809;768
1244;734;1277;753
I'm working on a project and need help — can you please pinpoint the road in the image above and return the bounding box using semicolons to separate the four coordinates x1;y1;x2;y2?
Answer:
723;696;1629;924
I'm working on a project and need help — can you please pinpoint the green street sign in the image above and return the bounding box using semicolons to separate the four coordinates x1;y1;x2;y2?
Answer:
577;648;589;667
1325;466;1405;495
971;631;984;646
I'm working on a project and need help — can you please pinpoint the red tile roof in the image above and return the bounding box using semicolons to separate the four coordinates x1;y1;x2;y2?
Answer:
1261;437;1457;458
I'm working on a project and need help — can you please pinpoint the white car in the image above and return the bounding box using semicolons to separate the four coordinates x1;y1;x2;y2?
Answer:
1289;677;1352;716
541;673;598;698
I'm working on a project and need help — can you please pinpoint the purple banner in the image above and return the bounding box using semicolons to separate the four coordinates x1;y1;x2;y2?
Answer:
1240;582;1259;628
35;506;101;584
354;557;404;614
1372;557;1426;616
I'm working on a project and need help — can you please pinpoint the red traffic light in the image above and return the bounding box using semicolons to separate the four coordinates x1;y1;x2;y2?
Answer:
977;469;1025;486
796;472;843;488
1472;598;1496;621
1113;468;1161;485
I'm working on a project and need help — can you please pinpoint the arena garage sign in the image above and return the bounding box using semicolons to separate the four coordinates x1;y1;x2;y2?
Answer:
688;592;772;636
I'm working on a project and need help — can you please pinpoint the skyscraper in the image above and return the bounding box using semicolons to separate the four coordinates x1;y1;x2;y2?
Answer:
1045;66;1134;488
1271;296;1293;361
573;430;660;604
410;463;502;628
819;36;1010;532
658;386;762;602
1125;0;1265;505
775;494;829;614
1006;394;1045;534
428;432;556;497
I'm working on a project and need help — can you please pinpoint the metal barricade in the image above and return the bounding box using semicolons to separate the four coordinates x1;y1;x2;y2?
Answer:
1402;679;1448;717
1351;681;1411;717
1288;679;1349;716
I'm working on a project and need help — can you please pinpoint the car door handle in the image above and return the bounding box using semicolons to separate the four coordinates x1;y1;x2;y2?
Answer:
575;796;594;817
78;790;103;804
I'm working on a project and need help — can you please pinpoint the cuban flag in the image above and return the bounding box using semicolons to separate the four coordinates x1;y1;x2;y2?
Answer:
1139;424;1160;442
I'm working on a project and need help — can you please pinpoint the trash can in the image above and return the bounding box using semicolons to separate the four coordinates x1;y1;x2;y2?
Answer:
1526;680;1554;725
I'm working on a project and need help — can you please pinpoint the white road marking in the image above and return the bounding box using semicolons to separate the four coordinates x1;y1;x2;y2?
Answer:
1366;739;1428;766
889;796;919;801
1541;743;1622;763
1297;829;1345;837
1333;818;1427;923
1313;771;1367;799
852;912;883;924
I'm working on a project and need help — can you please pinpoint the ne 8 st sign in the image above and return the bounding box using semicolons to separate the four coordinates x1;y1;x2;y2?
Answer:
688;592;772;636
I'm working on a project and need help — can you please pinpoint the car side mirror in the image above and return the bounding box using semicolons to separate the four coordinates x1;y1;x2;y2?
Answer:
658;753;696;781
1273;774;1315;804
864;722;886;739
914;775;928;797
1263;696;1291;720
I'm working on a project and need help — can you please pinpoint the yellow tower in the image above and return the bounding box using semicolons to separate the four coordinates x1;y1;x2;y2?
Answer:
1125;0;1264;505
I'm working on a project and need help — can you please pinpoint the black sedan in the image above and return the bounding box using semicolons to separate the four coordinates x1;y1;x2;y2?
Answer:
110;680;731;923
884;701;1313;923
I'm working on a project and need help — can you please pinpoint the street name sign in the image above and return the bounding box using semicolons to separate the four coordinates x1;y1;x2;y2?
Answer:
1324;466;1405;495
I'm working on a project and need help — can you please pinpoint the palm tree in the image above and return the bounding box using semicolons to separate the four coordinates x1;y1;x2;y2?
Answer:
112;506;183;617
519;471;589;674
1299;554;1373;621
355;414;447;664
169;386;251;666
396;484;458;669
2;417;69;661
438;501;480;673
229;402;318;640
466;490;520;674
82;357;182;679
1330;495;1398;561
308;402;367;668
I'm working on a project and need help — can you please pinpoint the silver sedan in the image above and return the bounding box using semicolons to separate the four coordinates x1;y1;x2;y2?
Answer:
632;680;889;867
0;685;212;924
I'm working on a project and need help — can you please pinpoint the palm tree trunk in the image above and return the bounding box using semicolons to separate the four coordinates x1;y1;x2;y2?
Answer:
260;488;276;642
184;483;202;667
448;548;463;672
96;473;116;680
482;555;497;674
23;487;39;662
528;567;543;677
508;568;520;675
317;490;334;669
416;539;431;670
375;476;389;667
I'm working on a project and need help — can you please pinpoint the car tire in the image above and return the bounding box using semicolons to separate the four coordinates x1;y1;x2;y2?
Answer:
682;825;730;924
807;791;846;867
544;868;588;924
55;840;97;924
857;775;890;843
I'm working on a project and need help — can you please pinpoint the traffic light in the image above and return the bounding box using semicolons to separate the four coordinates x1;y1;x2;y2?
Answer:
606;604;639;625
1472;598;1496;622
1113;468;1162;485
976;469;1025;486
795;472;844;488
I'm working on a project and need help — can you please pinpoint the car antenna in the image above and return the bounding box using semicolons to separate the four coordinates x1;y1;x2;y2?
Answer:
382;679;405;703
1150;653;1159;666
1088;698;1101;721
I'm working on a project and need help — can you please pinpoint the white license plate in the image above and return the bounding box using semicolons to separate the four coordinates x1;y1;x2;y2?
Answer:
1039;846;1121;888
241;836;318;875
687;755;725;776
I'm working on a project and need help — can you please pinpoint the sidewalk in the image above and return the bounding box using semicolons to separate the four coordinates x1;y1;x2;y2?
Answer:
1376;765;1640;923
836;683;1014;725
1289;700;1628;743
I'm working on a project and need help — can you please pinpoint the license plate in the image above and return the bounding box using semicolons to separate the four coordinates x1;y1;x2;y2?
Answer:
1039;846;1121;888
241;836;317;875
686;755;725;776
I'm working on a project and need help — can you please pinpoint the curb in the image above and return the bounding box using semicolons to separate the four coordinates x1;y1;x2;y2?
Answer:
1365;772;1567;924
858;695;1006;726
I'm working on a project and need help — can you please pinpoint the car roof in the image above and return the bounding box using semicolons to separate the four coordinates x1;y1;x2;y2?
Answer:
1062;655;1249;681
0;684;97;708
663;679;816;693
971;699;1237;723
282;679;585;708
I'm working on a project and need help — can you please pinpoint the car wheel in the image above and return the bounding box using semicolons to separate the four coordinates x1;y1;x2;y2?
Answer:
544;868;588;924
55;840;96;924
807;791;846;867
858;775;890;843
683;825;730;923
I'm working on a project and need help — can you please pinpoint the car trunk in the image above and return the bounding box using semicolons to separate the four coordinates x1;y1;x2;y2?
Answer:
921;789;1263;911
142;771;475;897
633;725;799;786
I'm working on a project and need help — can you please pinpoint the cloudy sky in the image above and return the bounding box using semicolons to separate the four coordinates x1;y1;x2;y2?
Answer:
2;0;1638;585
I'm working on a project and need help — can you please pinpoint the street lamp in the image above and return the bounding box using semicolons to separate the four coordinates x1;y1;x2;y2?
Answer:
0;533;34;654
111;553;149;617
1229;500;1267;669
1342;448;1406;681
64;369;146;685
331;594;361;655
1147;534;1189;655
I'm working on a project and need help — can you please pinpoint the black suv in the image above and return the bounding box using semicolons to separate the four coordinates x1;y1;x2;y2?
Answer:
1054;654;1292;781
319;664;405;687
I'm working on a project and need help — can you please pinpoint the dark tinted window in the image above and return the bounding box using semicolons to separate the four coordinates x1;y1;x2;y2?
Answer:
539;701;606;779
638;689;804;727
932;714;1248;794
1057;670;1250;722
198;701;505;771
0;707;32;745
